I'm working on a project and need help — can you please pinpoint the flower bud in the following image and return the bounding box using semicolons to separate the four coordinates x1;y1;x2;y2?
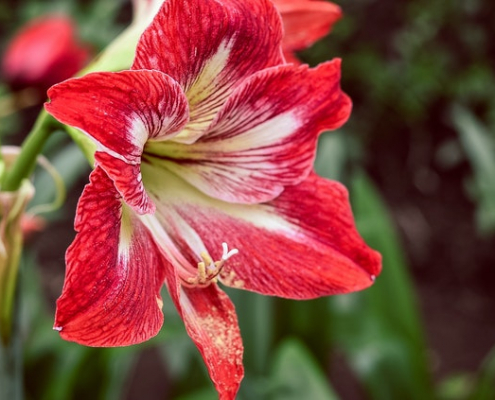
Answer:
0;147;35;344
2;15;90;92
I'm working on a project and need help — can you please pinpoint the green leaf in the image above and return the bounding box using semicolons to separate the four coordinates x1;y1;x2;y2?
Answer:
469;345;495;400
270;339;340;400
315;130;349;181
175;388;219;400
226;288;274;376
328;171;434;400
451;104;495;234
437;373;474;400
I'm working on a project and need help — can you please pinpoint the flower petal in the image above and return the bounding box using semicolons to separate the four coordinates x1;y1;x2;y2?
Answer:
216;173;382;297
54;168;167;346
141;165;381;300
165;273;244;400
145;60;351;204
133;0;285;143
274;0;342;52
45;70;189;213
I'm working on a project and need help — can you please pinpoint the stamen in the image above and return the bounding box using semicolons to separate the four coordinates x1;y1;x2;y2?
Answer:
200;251;213;266
197;261;206;282
183;242;239;287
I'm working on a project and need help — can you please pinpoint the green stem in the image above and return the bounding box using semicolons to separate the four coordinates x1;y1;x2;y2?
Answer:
0;266;23;400
2;110;58;192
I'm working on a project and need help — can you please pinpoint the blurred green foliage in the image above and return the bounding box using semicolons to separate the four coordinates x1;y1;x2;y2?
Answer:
335;171;433;400
451;105;495;234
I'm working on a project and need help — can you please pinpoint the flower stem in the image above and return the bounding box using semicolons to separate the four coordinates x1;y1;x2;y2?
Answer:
2;110;58;192
0;268;23;400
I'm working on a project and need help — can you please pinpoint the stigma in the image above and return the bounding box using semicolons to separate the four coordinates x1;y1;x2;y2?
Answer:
183;242;238;287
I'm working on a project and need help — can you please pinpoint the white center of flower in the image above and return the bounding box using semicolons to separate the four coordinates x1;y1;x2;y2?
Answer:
183;242;238;287
139;210;238;289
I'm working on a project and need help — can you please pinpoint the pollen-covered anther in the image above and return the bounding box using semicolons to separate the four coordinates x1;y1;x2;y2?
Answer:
184;242;238;287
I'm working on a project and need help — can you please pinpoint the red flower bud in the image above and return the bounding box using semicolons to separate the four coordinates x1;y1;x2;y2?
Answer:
2;15;90;91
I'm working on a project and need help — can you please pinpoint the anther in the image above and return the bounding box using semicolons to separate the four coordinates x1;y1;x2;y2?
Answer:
200;252;213;266
184;242;239;287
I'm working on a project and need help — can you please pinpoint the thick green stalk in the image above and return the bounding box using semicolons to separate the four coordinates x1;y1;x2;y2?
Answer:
2;110;58;192
0;270;23;400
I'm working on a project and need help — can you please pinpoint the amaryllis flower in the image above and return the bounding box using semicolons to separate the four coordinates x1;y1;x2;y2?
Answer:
2;15;90;91
45;0;381;398
126;0;342;65
273;0;342;63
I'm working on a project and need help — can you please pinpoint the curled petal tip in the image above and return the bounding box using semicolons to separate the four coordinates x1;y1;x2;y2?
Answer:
53;326;63;332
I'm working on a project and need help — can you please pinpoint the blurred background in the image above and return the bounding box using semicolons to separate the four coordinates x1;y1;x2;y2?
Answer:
1;0;494;399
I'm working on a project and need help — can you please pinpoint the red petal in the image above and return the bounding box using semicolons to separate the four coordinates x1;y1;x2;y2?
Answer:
143;168;380;299
95;152;153;214
147;60;351;204
133;0;285;142
54;168;167;346
274;0;342;51
282;50;304;65
218;174;382;297
45;70;189;213
165;270;243;400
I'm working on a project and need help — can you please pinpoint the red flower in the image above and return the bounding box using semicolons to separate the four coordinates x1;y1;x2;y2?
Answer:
45;0;380;398
273;0;342;63
2;15;90;91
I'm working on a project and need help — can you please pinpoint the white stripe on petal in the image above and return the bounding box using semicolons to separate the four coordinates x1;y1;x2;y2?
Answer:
209;111;300;151
187;38;234;106
118;206;134;268
172;39;235;144
130;116;151;148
